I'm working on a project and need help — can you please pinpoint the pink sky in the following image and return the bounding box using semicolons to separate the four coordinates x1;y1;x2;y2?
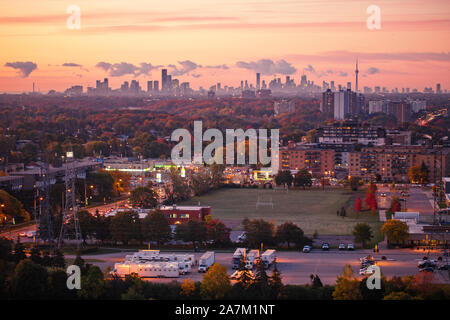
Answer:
0;0;449;92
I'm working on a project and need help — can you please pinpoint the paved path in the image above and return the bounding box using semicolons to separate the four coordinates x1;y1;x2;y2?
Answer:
379;209;386;222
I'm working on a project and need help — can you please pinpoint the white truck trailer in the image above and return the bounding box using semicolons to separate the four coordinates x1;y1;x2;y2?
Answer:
198;251;215;273
261;249;276;268
112;261;180;278
245;250;260;270
232;248;247;269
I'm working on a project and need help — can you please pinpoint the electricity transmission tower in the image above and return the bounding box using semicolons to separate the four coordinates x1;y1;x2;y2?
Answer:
58;153;82;248
37;161;53;248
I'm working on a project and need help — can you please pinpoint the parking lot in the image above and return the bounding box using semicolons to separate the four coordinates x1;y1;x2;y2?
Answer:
73;248;450;285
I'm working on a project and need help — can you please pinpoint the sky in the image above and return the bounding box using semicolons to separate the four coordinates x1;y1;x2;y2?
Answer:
0;0;449;92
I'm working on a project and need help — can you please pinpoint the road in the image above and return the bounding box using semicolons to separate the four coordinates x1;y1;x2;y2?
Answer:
377;185;434;218
68;248;450;285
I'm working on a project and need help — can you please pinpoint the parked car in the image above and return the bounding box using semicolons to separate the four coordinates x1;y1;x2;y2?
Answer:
321;243;330;251
380;193;387;197
26;231;35;238
418;260;436;268
338;243;346;250
359;267;375;275
347;243;355;250
438;265;450;270
302;245;312;253
236;232;246;243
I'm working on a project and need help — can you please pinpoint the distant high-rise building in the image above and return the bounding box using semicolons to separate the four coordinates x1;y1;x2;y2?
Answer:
347;82;351;91
321;89;334;114
388;101;411;124
153;81;159;92
256;73;261;90
334;90;350;120
147;81;153;92
300;75;307;87
161;69;168;92
436;83;441;94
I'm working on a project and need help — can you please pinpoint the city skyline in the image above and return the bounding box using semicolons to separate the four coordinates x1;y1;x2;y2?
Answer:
0;0;449;92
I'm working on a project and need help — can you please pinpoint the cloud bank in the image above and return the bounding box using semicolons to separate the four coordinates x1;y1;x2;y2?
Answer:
4;61;37;77
236;59;296;75
96;61;161;77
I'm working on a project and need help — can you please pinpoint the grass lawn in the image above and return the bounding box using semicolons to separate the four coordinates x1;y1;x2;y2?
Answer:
180;188;382;236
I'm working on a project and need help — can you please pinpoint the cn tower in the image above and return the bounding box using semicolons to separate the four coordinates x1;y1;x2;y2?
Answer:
355;59;359;93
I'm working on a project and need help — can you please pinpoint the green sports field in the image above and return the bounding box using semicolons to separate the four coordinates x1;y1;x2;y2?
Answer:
180;188;382;235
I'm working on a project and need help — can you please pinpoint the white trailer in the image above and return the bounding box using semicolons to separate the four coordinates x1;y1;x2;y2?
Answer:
112;262;180;278
261;249;276;268
198;251;215;273
245;250;260;270
232;248;247;269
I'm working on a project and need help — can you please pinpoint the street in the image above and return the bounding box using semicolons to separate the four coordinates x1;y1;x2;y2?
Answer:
69;248;450;285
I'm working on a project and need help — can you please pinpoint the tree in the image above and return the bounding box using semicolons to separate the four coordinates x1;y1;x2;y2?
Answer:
365;190;377;214
200;263;231;299
354;197;362;216
350;176;360;191
13;240;26;264
352;223;373;248
0;190;30;223
381;220;409;245
47;269;77;299
109;211;142;245
141;210;172;247
10;260;49;299
236;257;254;288
383;291;414;300
110;170;131;196
130;186;158;209
293;169;312;189
268;259;283;299
29;247;42;265
206;218;231;246
85;140;109;157
243;218;275;247
174;220;208;248
87;171;114;201
180;278;196;298
165;167;190;204
210;164;225;188
93;212;111;244
78;265;107;299
76;210;96;244
275;222;308;248
275;170;293;186
51;249;66;268
332;264;363;300
388;196;401;214
311;274;323;288
409;162;429;184
254;257;269;284
190;169;212;196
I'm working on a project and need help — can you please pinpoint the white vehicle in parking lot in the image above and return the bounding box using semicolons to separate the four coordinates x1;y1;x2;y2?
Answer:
359;267;376;275
302;245;312;253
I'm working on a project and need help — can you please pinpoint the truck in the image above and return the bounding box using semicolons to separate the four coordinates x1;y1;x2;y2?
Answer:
111;261;180;278
232;248;247;269
261;249;276;269
245;250;260;270
198;251;215;273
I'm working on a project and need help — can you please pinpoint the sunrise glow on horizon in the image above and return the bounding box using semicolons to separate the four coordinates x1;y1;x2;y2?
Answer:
0;0;449;92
